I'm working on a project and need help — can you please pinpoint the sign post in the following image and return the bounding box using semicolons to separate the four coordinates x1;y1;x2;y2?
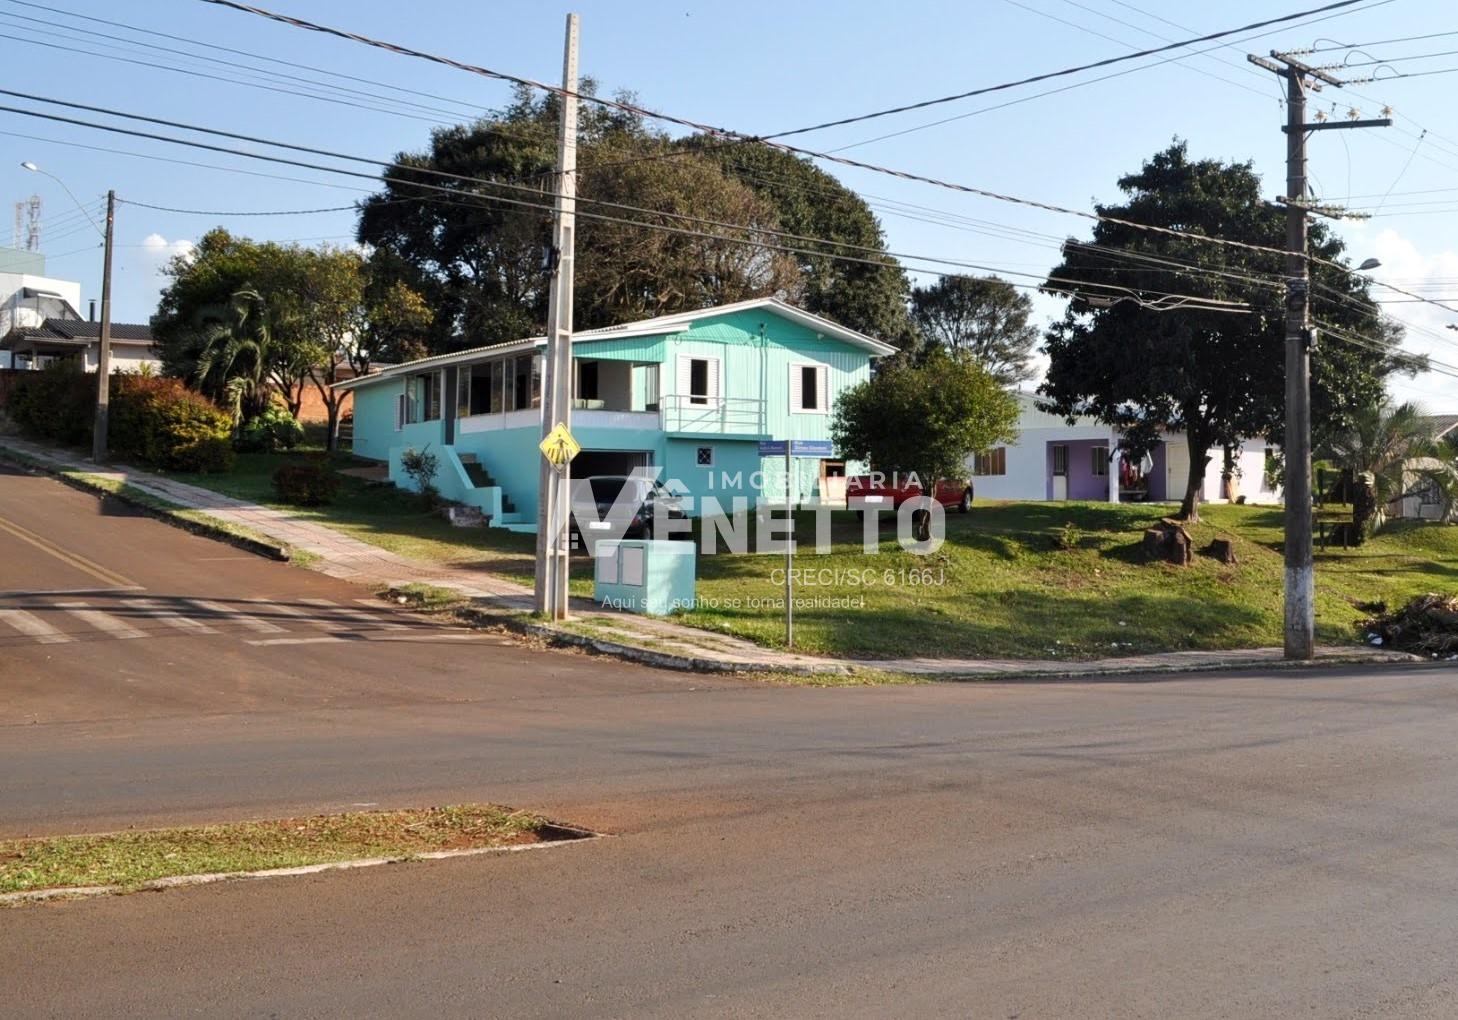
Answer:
758;439;835;650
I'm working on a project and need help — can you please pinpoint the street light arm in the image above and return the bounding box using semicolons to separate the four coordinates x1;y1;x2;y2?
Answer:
20;162;104;239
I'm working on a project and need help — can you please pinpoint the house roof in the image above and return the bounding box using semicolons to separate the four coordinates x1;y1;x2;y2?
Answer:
332;298;897;391
1421;414;1458;440
0;317;154;349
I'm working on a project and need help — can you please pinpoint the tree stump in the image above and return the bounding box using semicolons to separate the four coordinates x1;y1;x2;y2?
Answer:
1206;538;1238;565
1142;520;1193;566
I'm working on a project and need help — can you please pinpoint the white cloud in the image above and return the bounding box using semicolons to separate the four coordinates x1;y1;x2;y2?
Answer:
140;233;195;263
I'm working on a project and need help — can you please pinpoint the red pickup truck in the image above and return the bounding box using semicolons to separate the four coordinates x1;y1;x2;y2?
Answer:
846;472;974;514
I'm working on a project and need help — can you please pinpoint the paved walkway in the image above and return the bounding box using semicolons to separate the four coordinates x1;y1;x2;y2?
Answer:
0;435;1417;678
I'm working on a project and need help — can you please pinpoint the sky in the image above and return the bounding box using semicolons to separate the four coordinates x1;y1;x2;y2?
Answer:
3;0;1457;408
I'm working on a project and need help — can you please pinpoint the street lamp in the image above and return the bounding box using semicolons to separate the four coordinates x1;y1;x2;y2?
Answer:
22;161;116;462
21;161;104;239
1356;258;1382;272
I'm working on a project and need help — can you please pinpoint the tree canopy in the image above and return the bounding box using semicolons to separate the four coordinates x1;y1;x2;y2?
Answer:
152;229;431;447
832;347;1020;537
1039;141;1412;520
357;85;911;352
910;274;1038;385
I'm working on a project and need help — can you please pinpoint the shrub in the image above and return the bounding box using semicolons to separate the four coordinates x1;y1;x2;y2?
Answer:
237;405;305;453
1055;520;1082;551
399;445;439;508
8;361;93;445
273;462;340;506
110;375;235;472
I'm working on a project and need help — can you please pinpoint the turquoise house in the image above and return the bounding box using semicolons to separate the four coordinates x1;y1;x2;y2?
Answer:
336;298;898;533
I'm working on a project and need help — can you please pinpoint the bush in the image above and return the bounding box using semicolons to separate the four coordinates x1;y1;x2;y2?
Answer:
399;445;439;508
110;375;235;472
236;405;305;453
8;361;94;445
273;462;340;506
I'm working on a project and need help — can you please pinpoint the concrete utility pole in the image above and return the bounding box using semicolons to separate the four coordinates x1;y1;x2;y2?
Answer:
93;189;116;463
534;13;580;619
1248;51;1389;659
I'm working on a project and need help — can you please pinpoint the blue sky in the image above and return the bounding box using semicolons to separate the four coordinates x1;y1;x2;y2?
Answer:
4;0;1457;407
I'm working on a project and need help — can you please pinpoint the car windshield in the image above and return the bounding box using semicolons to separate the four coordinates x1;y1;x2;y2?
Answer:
587;477;649;503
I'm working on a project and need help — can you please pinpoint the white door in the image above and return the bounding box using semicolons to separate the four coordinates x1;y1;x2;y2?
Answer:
1165;442;1191;503
1051;444;1069;501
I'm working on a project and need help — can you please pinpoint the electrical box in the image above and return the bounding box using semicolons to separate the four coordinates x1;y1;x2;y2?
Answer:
593;539;696;616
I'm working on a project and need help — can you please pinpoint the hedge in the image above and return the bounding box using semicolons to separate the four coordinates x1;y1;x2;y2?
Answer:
7;365;235;473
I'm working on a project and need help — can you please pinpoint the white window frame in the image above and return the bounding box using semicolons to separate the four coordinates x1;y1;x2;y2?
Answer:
789;361;829;415
679;353;721;408
395;392;406;432
1091;447;1109;477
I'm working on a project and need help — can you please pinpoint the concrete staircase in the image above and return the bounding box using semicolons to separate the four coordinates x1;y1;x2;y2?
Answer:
455;452;534;534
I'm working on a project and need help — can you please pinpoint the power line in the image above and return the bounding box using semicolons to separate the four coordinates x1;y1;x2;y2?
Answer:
119;199;360;217
0;99;1258;312
2;0;493;119
1295;29;1458;54
197;0;1374;146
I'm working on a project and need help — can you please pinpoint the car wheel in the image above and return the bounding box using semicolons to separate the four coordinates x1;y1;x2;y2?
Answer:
958;488;973;513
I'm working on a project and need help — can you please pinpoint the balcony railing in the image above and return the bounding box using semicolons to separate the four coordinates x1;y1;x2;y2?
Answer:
660;394;764;435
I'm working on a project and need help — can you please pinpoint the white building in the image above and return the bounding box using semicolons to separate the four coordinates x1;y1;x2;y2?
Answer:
0;249;158;372
968;393;1279;505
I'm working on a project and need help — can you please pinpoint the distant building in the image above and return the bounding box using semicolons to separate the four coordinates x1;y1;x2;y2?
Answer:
967;393;1279;505
0;250;159;372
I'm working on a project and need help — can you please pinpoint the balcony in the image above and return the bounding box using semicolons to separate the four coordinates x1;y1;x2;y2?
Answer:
660;394;764;436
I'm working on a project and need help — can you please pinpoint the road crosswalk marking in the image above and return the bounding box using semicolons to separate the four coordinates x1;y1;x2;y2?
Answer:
55;602;146;640
132;598;220;635
186;599;287;634
2;595;453;648
0;608;73;644
299;597;407;629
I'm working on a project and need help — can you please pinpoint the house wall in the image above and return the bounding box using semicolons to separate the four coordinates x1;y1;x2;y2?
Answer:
1046;439;1110;501
346;306;878;522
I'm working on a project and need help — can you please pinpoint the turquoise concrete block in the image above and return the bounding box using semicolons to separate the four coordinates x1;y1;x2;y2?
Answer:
593;539;697;616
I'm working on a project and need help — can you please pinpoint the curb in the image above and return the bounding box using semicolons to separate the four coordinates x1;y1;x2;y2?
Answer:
446;601;1417;681
0;826;604;906
0;445;292;563
454;604;852;676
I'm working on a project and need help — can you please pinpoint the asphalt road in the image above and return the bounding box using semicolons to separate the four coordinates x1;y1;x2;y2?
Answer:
5;463;1458;1018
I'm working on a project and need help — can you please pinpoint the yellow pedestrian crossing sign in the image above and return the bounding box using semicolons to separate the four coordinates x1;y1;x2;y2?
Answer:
539;422;581;470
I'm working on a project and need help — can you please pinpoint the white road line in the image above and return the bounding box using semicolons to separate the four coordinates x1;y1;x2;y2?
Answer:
0;608;73;644
56;602;146;640
186;599;287;634
244;636;349;647
131;599;220;635
298;597;406;630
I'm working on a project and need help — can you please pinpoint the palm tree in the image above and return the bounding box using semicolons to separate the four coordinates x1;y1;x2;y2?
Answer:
1323;400;1452;530
184;289;274;424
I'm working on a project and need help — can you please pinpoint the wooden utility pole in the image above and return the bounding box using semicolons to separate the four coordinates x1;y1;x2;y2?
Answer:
534;13;580;620
93;189;115;463
1248;51;1388;659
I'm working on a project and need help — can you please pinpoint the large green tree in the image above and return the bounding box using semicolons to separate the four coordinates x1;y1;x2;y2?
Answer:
358;86;911;351
686;138;915;346
832;346;1020;540
154;231;431;447
910;274;1038;385
1039;141;1411;521
153;229;315;416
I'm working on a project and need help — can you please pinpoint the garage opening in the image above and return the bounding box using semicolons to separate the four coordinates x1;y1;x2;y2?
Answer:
571;450;654;479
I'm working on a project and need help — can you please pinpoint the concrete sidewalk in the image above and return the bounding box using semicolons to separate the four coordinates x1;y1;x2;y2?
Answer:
0;435;1417;679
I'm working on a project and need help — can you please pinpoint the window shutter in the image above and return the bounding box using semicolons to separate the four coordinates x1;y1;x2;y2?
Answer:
789;363;802;411
817;365;829;412
677;355;692;402
707;358;721;406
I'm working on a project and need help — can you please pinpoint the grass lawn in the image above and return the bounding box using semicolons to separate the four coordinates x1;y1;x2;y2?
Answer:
171;450;1458;661
1;805;556;895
